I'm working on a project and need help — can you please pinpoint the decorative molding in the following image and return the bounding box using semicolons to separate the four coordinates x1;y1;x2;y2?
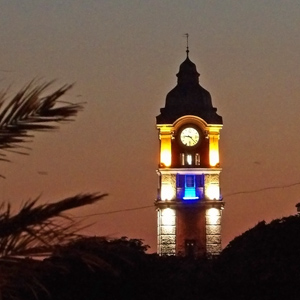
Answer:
205;174;220;185
159;168;222;175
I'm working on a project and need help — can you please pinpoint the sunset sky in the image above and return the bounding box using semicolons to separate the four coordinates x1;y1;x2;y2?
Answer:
1;1;300;251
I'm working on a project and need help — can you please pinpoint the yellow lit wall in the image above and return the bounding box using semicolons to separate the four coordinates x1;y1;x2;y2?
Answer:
159;127;173;167
161;208;176;226
208;131;219;166
207;125;222;167
206;183;220;200
161;182;175;200
160;137;171;167
209;134;219;166
206;207;222;255
206;207;221;224
157;208;176;255
160;174;176;201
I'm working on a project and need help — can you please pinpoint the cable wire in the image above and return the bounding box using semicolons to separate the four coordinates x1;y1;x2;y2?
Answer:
75;181;300;218
75;205;153;218
223;181;300;198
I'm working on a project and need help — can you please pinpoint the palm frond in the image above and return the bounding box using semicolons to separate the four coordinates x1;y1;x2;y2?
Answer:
0;81;83;160
0;193;107;257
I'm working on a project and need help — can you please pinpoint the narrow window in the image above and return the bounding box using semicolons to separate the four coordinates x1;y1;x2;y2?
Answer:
195;175;204;199
195;175;204;187
185;175;195;188
176;174;185;199
177;174;185;188
180;153;185;165
187;154;192;165
183;175;198;200
195;153;200;165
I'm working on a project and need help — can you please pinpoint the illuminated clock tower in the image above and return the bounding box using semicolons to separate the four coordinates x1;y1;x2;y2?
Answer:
155;49;224;257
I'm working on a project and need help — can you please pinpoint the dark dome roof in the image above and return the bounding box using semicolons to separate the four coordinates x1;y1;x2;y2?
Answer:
178;57;199;74
156;56;222;125
176;57;200;85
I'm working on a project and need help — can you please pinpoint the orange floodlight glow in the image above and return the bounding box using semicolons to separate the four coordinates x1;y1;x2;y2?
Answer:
161;208;176;226
207;208;220;225
160;132;172;167
209;133;220;167
161;183;175;200
161;149;171;167
209;149;219;167
206;184;220;200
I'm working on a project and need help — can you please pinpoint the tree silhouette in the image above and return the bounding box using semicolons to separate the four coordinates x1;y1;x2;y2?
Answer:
214;215;300;299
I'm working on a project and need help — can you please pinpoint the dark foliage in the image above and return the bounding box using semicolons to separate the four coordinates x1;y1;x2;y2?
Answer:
8;236;213;300
215;215;300;299
0;194;107;300
6;236;151;300
9;215;300;300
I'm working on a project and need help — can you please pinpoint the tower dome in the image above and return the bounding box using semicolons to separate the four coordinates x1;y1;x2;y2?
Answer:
176;56;200;85
156;54;222;125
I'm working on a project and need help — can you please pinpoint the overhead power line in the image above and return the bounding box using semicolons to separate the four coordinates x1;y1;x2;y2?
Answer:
75;180;300;218
75;205;153;218
223;181;300;198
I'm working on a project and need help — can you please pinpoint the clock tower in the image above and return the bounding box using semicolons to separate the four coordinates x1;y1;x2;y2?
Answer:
155;50;224;257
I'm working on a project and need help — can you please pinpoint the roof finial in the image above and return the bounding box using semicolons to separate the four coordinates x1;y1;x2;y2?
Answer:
184;33;189;57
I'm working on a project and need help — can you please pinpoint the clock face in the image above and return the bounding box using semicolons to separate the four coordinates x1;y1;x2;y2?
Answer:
180;127;200;147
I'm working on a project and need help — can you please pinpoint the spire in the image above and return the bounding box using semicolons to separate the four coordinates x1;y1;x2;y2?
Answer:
176;34;199;84
184;33;189;58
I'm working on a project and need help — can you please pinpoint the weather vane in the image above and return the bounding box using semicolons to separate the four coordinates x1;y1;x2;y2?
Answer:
184;33;189;57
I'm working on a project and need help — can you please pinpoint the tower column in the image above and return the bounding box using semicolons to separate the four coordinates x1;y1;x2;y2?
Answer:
205;203;224;255
158;126;173;167
207;126;222;167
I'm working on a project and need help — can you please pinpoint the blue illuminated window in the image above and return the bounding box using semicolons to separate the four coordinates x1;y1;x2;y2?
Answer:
177;174;204;200
184;175;197;200
185;175;194;187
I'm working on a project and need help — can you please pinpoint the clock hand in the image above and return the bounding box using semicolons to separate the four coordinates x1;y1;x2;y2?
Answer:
187;135;196;143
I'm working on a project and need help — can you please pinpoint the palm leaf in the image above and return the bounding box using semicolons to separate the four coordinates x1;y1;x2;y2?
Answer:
0;81;83;161
0;193;107;257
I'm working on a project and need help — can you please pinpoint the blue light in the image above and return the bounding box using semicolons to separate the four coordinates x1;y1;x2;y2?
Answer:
183;187;199;200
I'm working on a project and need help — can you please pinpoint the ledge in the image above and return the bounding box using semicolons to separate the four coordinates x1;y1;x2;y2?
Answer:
155;199;225;209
